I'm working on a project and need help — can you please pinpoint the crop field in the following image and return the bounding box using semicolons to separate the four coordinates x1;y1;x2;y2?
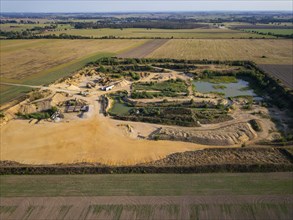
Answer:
0;39;147;104
0;23;50;31
147;39;293;64
39;28;273;39
244;29;293;36
0;173;292;219
258;64;293;88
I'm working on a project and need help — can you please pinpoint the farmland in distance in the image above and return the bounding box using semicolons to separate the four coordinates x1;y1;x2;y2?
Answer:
39;28;274;39
147;39;293;64
0;39;148;104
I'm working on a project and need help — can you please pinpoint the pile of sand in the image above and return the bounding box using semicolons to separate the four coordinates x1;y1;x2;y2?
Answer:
115;79;130;88
18;104;37;114
51;93;68;106
153;122;257;146
66;84;81;91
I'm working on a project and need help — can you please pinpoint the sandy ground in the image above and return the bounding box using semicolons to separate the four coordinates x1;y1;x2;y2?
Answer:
0;104;221;165
0;65;278;165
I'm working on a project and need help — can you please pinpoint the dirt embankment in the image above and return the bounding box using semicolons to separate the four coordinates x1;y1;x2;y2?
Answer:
141;148;293;166
1;148;292;174
153;122;257;145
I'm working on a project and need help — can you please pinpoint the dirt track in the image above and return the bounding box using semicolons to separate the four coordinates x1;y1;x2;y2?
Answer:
258;64;293;89
117;39;169;58
1;195;292;220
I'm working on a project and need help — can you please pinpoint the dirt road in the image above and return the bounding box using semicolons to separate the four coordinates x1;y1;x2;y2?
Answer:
117;39;169;58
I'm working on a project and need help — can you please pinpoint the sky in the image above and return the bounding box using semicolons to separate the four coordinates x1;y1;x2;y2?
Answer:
1;0;292;13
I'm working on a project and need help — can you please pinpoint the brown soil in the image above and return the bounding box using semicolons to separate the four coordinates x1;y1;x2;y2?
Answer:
1;195;292;220
258;64;293;89
117;39;170;58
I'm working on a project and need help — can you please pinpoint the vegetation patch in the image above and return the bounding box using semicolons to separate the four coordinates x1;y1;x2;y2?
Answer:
108;92;231;127
200;75;238;83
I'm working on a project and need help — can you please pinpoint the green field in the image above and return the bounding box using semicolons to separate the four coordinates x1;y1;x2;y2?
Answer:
1;173;292;197
39;28;274;39
0;23;71;32
1;173;292;220
0;39;147;104
244;29;293;36
0;52;114;104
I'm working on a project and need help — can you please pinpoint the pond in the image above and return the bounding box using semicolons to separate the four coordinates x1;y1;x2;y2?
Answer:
193;79;258;98
109;100;132;115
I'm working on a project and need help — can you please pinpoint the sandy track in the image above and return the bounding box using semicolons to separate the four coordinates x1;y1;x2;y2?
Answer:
1;195;292;220
117;39;169;58
258;64;293;89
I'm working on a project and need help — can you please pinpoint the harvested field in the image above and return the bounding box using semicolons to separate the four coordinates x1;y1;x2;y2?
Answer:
147;39;293;64
1;173;292;220
0;39;147;104
258;64;293;89
0;39;146;80
39;27;271;39
0;195;292;220
117;39;169;58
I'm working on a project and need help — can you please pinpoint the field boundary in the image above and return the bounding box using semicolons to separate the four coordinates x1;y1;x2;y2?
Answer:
1;147;292;174
1;164;292;175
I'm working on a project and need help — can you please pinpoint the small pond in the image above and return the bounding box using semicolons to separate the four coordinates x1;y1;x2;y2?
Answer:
109;101;132;115
193;79;258;98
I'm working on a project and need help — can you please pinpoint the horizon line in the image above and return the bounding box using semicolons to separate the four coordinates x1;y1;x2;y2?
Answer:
2;10;293;13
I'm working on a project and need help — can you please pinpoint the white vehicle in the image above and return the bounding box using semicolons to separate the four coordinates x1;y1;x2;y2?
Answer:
102;85;114;91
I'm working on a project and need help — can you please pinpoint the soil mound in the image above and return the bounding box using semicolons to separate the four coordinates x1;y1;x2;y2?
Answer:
153;122;257;146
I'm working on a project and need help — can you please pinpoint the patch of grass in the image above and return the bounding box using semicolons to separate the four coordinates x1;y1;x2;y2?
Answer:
133;78;188;93
239;86;251;91
244;29;293;36
1;173;292;197
212;84;227;89
201;76;238;83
